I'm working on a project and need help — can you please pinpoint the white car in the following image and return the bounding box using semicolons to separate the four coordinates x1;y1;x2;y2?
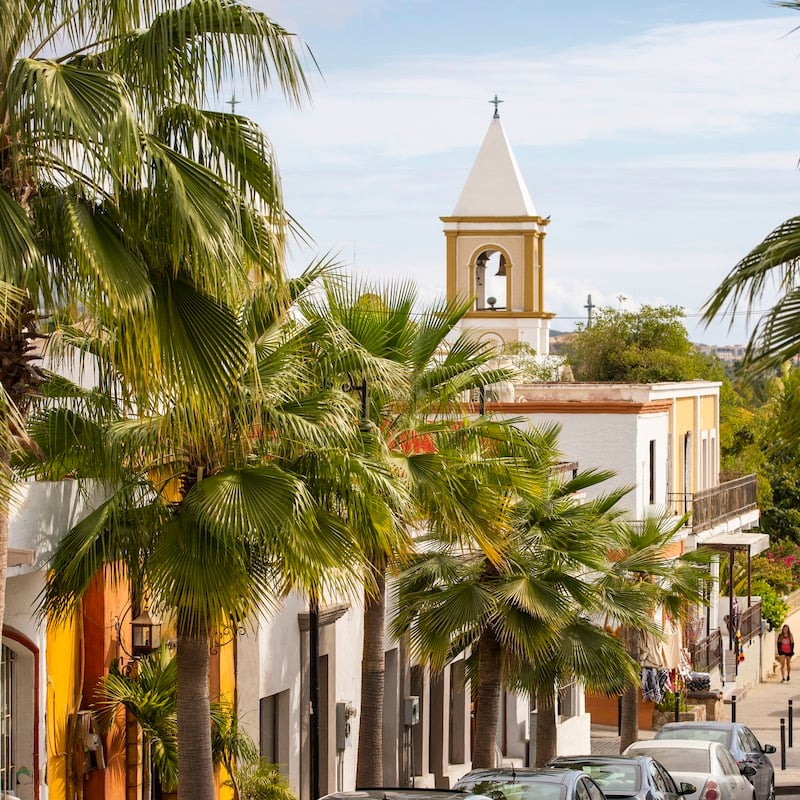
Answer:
623;739;756;800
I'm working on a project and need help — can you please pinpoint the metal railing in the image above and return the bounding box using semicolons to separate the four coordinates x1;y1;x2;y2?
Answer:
690;629;723;672
668;474;757;533
740;600;763;644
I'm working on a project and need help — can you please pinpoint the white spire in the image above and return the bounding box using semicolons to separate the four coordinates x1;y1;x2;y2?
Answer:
451;117;536;217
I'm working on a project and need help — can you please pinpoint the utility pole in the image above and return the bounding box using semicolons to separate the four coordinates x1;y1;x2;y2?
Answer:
584;294;595;328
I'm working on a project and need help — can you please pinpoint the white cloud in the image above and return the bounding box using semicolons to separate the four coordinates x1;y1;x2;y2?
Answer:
253;16;800;164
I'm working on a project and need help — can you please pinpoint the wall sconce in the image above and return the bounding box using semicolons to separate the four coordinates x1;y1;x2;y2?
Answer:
115;607;162;667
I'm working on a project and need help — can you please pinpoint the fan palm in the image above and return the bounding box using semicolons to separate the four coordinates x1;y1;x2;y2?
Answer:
300;279;527;784
31;274;377;799
606;514;711;751
702;2;800;373
393;430;647;769
0;0;310;642
94;644;179;799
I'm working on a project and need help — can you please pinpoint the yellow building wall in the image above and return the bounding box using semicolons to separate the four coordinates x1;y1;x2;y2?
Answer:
46;614;82;800
217;639;237;800
700;394;717;431
674;397;696;493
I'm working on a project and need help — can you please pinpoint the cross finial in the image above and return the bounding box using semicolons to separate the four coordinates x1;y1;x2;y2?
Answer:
489;94;503;118
229;92;239;114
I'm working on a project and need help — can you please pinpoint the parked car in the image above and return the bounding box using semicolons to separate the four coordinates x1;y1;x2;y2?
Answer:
654;722;776;800
623;740;756;800
321;791;467;800
454;767;609;800
546;755;696;800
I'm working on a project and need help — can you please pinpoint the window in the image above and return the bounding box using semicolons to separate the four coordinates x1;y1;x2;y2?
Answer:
717;746;740;776
0;646;13;795
649;440;656;504
260;690;289;768
649;760;669;793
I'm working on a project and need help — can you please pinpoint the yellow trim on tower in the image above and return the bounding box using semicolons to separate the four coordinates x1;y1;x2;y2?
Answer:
538;232;546;313
440;215;551;225
445;232;457;300
523;233;535;312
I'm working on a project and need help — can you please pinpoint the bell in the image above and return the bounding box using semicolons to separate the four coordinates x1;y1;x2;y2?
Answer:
495;254;506;277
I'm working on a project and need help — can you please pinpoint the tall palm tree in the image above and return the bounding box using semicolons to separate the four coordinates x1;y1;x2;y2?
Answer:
607;514;711;751
30;275;375;799
702;1;800;371
393;431;648;769
0;0;310;639
301;279;522;784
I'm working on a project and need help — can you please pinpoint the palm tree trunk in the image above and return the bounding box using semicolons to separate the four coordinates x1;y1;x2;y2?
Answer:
0;451;8;642
534;686;557;766
142;733;152;800
177;615;213;800
619;626;640;752
0;296;41;640
357;563;386;787
472;626;502;769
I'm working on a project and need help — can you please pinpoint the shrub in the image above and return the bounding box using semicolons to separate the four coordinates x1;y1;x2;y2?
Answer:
235;762;297;800
753;580;789;630
655;689;687;713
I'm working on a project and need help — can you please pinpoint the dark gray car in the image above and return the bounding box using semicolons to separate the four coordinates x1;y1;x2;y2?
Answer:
547;755;695;800
454;767;609;800
654;722;776;800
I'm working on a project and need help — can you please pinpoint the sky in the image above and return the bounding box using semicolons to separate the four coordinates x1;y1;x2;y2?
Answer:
231;1;800;345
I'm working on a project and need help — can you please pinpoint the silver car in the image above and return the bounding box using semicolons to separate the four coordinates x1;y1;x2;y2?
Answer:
623;740;755;800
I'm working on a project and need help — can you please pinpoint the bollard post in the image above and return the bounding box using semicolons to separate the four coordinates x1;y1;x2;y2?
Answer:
781;718;787;770
791;699;794;748
674;692;680;723
731;695;737;723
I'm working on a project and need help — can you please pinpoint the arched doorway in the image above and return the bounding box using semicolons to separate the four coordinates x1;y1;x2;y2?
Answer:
1;629;39;800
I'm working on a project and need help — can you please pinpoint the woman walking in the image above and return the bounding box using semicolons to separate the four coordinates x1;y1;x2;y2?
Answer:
778;624;794;682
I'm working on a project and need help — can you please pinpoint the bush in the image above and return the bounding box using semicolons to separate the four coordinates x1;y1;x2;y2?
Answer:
235;762;297;800
752;580;789;630
655;689;687;713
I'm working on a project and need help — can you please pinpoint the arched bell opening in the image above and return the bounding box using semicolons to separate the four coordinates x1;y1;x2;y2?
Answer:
472;247;510;311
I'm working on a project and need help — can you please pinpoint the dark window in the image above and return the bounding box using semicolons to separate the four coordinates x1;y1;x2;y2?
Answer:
649;439;656;504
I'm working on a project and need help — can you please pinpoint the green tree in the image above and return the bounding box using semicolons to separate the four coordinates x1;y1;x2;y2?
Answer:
566;305;718;383
31;274;374;800
608;514;710;751
0;0;310;648
301;279;524;785
393;433;648;769
94;645;179;798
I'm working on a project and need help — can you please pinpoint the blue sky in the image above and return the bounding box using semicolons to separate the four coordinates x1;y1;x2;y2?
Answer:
238;1;800;345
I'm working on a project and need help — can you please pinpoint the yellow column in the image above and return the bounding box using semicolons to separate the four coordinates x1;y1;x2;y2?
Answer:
445;233;458;300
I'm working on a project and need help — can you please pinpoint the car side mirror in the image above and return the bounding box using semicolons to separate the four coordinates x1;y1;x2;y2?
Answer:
679;784;696;796
763;745;777;754
740;765;757;778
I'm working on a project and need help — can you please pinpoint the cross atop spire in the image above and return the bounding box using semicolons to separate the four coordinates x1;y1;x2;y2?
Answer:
229;92;239;113
489;93;503;118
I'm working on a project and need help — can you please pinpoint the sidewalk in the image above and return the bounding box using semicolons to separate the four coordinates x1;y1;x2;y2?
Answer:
590;669;800;789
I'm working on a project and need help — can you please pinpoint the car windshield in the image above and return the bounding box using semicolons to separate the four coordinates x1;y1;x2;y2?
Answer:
634;749;710;773
463;781;566;800
569;765;640;793
658;728;729;746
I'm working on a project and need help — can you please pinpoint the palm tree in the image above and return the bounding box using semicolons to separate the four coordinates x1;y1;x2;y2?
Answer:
607;514;711;751
94;644;179;799
0;0;311;640
300;279;522;784
702;1;800;371
31;274;374;800
393;430;648;769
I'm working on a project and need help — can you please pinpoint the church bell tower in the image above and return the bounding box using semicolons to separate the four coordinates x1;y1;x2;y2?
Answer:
441;99;554;354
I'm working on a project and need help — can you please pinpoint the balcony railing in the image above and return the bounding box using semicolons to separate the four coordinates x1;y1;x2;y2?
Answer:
689;629;722;672
740;600;762;644
668;474;757;533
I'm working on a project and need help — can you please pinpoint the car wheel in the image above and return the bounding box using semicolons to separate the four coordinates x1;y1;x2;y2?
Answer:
767;778;775;800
